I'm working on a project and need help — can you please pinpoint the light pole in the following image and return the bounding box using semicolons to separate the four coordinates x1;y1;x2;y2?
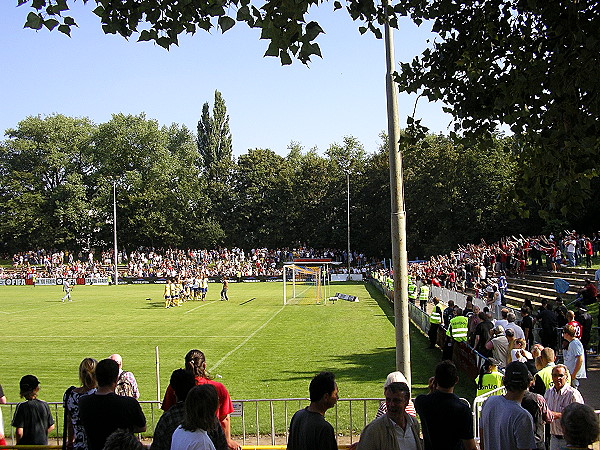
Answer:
113;181;118;286
346;169;351;280
384;0;411;384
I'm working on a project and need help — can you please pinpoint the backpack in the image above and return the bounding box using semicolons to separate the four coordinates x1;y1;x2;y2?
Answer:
115;372;135;397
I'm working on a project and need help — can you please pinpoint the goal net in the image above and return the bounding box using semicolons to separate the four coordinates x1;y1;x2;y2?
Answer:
283;264;326;305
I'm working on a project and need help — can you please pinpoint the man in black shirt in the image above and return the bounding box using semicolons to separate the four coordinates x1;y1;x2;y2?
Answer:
287;372;338;450
415;361;477;450
79;359;146;450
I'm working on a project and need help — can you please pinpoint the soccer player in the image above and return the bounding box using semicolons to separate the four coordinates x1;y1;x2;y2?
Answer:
61;280;73;302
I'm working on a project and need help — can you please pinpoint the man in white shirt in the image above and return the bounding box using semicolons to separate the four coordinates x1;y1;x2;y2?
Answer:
561;325;586;388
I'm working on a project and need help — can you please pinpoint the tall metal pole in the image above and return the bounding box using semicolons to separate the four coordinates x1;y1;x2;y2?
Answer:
347;170;351;280
113;181;118;286
384;1;411;385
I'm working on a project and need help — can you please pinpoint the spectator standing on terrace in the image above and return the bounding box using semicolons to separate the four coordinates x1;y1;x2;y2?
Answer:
443;300;455;327
64;358;98;450
564;236;577;267
486;326;510;369
11;375;55;445
161;349;239;450
479;361;536;450
537;302;558;350
574;303;593;350
474;312;493;356
562;325;586;388
287;371;338;450
79;359;146;450
505;312;525;340
357;382;423;450
521;373;553;450
520;307;535;350
109;354;140;399
544;365;584;450
565;311;582;339
152;370;227;450
444;307;468;361
414;360;477;450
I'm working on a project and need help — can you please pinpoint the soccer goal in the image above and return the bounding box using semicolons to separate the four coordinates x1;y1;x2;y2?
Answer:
283;263;329;305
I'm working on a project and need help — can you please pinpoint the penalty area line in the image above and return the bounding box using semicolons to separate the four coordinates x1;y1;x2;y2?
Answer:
184;302;212;314
209;304;286;372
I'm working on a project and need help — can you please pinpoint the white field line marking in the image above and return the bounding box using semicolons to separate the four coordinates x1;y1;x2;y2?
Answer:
0;335;248;339
184;302;212;314
209;304;286;371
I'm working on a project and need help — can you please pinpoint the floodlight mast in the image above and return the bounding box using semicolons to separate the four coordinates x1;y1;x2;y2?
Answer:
384;3;411;386
113;181;118;286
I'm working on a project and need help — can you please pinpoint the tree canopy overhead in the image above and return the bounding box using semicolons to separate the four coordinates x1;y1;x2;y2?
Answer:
17;0;391;64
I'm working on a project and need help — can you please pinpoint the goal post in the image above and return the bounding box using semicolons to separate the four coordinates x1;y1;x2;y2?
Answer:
283;263;329;305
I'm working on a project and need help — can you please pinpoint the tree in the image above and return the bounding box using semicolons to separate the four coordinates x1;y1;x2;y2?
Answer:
395;0;600;221
197;90;235;240
0;114;96;251
17;0;390;64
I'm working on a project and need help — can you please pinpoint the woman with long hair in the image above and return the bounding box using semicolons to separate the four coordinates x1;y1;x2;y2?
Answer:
162;350;239;450
63;358;97;450
171;385;219;450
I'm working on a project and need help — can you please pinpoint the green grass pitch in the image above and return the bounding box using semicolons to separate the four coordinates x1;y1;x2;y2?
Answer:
0;281;474;435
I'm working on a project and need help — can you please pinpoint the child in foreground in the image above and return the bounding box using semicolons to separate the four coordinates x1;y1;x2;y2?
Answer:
11;375;55;445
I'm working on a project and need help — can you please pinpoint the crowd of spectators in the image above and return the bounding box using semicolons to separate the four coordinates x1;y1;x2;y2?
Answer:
3;247;375;281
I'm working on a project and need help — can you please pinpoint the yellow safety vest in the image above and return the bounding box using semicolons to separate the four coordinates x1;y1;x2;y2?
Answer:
408;283;418;299
418;285;429;302
447;315;468;342
476;372;504;397
430;305;442;324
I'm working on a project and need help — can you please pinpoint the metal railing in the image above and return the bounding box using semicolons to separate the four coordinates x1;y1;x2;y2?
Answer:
1;398;382;447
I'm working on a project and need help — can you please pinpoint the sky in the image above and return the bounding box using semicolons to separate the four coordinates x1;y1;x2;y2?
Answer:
1;2;454;157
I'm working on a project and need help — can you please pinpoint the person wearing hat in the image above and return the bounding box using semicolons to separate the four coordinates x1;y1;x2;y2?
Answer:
11;375;55;445
485;325;509;369
375;372;416;419
357;382;423;450
479;361;536;450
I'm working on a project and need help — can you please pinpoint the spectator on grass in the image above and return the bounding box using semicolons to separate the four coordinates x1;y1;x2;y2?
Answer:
171;385;221;450
79;359;146;450
152;369;227;450
161;350;239;450
485;326;509;369
287;372;338;450
357;382;423;450
109;354;140;399
11;375;55;445
64;358;98;450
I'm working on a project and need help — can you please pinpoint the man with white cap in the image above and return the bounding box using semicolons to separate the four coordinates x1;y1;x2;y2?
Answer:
109;354;140;399
375;372;416;418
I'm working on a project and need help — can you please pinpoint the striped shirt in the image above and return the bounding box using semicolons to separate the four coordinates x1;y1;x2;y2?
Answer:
544;385;584;436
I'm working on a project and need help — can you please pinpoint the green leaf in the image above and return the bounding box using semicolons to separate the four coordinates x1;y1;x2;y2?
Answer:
280;50;292;65
218;16;235;32
24;12;43;30
92;6;105;17
304;21;323;41
333;1;342;10
44;18;60;31
359;26;367;35
57;24;71;36
264;42;279;57
64;16;76;26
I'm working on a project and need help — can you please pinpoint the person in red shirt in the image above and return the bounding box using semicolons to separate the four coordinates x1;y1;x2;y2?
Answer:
161;350;239;450
565;310;582;339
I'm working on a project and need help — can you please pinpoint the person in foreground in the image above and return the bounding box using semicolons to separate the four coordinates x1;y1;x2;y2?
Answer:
79;359;146;450
414;360;477;450
560;403;599;449
357;381;423;450
287;371;338;450
543;365;584;450
11;375;55;445
479;361;536;450
171;385;219;450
